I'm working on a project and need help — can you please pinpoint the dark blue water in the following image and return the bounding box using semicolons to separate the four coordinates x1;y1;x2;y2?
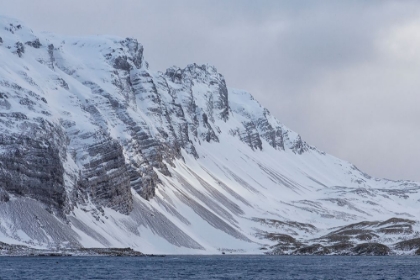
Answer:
0;255;418;279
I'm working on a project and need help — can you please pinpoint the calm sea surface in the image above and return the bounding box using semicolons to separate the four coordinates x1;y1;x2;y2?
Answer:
0;255;418;279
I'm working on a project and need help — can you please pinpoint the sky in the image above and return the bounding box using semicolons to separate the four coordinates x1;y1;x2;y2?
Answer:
1;0;419;181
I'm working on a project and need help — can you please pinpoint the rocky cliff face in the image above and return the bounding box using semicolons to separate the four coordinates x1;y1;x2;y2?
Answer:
0;16;419;255
0;18;235;215
0;16;292;216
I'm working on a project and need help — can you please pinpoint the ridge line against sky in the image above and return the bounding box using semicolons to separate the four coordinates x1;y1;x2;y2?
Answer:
1;0;419;181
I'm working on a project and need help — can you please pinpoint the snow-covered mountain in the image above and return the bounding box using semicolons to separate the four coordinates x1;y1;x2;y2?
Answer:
1;16;419;255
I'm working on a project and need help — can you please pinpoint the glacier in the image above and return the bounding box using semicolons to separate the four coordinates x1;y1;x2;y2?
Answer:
0;16;419;255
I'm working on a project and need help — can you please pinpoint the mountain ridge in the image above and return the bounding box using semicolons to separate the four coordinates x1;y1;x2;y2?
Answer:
0;16;419;255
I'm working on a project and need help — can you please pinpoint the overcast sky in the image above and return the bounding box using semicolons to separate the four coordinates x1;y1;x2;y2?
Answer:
1;0;419;181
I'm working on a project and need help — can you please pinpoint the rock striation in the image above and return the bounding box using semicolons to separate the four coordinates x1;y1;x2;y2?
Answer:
0;16;420;255
0;17;298;217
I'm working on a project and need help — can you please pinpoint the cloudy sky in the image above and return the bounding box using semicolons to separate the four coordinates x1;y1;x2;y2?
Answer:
1;0;419;181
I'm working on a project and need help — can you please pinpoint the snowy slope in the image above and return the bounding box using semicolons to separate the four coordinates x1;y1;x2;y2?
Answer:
0;16;419;255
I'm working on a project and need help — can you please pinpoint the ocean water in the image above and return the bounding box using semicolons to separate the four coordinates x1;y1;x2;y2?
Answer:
0;255;418;279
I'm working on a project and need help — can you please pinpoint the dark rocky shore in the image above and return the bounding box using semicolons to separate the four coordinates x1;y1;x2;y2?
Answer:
0;242;147;256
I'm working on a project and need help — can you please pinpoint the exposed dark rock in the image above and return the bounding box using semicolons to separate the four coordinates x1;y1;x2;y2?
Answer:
378;226;413;235
294;244;330;255
78;247;144;256
257;110;285;150
253;218;318;235
327;242;354;254
328;217;415;238
107;39;144;71
47;44;55;69
217;79;229;122
331;221;377;232
0;188;9;202
265;233;304;255
319;233;351;243
80;79;171;202
261;233;297;243
56;78;69;90
394;238;420;251
291;135;308;154
4;23;22;34
0;112;28;119
25;38;41;48
77;139;133;214
0;134;67;213
202;113;219;142
165;63;230;123
165;67;183;84
239;122;262;150
270;243;302;255
0;241;28;253
356;233;379;241
352;243;390;255
229;105;287;151
14;42;25;57
378;217;416;226
114;56;132;71
0;241;144;256
265;217;420;255
124;38;144;69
